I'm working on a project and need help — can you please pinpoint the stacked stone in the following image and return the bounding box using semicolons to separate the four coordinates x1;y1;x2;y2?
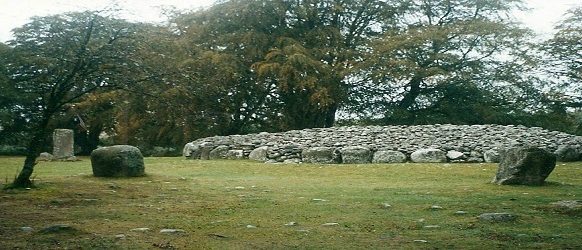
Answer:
183;124;582;163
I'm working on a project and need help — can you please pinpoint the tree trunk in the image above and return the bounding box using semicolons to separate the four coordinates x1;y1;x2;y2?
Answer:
9;116;51;189
324;104;337;128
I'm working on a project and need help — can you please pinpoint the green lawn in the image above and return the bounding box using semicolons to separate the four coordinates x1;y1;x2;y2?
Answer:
0;157;580;249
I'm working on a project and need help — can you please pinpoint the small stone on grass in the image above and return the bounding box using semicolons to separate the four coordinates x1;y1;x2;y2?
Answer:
159;229;185;234
478;213;517;222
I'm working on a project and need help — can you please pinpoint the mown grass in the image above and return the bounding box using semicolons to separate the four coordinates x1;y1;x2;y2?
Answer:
0;156;580;249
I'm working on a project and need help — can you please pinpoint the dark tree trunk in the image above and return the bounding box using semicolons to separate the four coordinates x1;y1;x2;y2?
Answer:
9;114;52;189
324;104;337;128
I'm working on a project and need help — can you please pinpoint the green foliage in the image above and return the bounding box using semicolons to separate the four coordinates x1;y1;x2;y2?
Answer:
349;0;539;125
3;0;582;156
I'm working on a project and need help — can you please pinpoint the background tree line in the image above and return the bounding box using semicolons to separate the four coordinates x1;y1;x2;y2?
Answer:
0;0;580;173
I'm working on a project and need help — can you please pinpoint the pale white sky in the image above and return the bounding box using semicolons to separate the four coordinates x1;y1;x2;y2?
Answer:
0;0;580;42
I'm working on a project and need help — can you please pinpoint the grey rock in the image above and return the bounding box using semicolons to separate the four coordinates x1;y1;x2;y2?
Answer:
38;152;54;161
478;213;517;222
446;150;465;161
20;227;33;232
130;228;150;232
183;143;197;158
493;147;556;185
249;146;268;161
411;149;447;163
160;229;185;234
372;150;407;163
199;142;214;160
321;222;339;226
209;145;230;160
381;203;392;209
302;147;338;164
340;146;372;164
483;149;501;163
550;200;581;213
226;150;244;160
91;145;145;177
554;145;580;162
53;129;74;159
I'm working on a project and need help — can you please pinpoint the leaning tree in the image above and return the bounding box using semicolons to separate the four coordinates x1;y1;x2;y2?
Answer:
4;11;152;188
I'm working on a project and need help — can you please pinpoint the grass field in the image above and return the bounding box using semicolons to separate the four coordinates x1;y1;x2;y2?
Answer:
0;156;580;249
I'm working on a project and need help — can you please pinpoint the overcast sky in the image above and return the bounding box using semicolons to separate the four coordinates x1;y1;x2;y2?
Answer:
0;0;581;42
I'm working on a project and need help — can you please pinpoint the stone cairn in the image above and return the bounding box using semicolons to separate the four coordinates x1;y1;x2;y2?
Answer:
183;124;582;164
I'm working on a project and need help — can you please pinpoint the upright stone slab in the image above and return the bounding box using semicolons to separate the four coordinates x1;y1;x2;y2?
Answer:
410;148;447;163
302;147;338;164
493;147;556;185
372;150;407;163
249;146;269;162
53;129;74;159
340;146;372;164
91;145;145;177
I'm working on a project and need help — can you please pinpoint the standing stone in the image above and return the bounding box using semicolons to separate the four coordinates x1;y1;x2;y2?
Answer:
340;146;372;164
493;147;556;185
249;146;269;162
91;145;145;177
410;148;447;163
302;147;338;164
372;150;407;163
53;129;74;159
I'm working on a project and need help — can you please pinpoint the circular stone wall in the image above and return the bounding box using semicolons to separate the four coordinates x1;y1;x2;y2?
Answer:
183;124;582;163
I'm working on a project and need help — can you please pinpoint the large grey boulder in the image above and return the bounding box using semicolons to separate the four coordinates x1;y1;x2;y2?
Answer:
410;148;447;163
182;142;199;158
554;145;580;162
340;146;372;164
493;147;556;185
372;150;407;163
209;145;230;159
302;147;338;164
249;146;268;162
91;145;145;177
